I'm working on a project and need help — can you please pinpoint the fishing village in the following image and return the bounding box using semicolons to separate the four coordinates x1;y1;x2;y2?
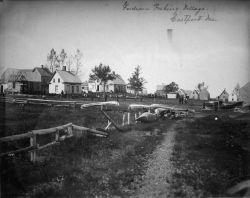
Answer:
0;0;249;197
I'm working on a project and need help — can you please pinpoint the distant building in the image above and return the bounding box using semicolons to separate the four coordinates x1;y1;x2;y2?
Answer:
88;74;126;93
139;88;148;95
155;84;166;96
49;66;82;94
229;84;240;102
199;88;210;100
239;81;250;104
126;84;135;95
167;92;177;99
190;90;199;100
218;89;229;102
178;89;192;98
0;66;52;94
81;81;89;93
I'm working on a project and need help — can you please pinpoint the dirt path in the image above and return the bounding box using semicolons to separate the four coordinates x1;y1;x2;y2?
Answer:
134;120;181;198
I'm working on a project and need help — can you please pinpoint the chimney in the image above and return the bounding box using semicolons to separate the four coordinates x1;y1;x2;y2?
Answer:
167;29;173;42
41;65;44;68
62;66;66;71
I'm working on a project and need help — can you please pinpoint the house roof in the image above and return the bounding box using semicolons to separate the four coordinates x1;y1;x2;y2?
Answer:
239;81;250;104
56;70;82;84
33;67;52;77
82;81;88;86
156;84;165;91
0;68;19;83
219;89;229;97
18;70;41;82
111;75;126;85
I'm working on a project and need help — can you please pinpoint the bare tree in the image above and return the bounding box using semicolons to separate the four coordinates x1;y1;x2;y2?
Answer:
75;49;83;75
59;49;67;69
66;54;74;72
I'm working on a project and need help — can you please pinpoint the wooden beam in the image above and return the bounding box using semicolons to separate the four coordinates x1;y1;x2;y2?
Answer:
72;124;108;136
100;110;122;131
0;132;32;142
0;146;36;157
32;123;72;135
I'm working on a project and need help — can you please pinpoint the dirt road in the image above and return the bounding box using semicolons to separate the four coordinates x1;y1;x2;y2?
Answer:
134;120;181;197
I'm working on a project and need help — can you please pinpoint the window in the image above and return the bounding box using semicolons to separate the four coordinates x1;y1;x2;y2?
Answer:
76;86;79;93
58;78;60;83
13;82;15;89
55;85;58;93
67;85;70;93
53;79;55;83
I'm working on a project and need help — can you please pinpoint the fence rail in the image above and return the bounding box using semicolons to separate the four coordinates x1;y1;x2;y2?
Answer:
0;123;108;161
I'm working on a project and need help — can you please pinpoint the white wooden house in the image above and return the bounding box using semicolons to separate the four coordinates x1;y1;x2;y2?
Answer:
88;74;126;93
49;67;82;94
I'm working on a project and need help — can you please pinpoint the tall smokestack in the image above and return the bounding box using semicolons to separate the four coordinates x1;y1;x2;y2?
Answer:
167;29;173;42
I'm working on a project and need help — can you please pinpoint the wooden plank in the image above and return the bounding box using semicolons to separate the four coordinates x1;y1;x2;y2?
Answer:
72;124;108;136
0;146;36;157
0;132;32;142
32;123;72;135
35;141;60;150
105;121;112;130
30;134;37;162
100;110;122;131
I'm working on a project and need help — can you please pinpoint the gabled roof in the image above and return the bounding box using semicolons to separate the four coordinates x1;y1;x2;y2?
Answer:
0;68;19;83
193;89;200;94
18;69;40;82
239;81;250;104
33;67;52;77
219;89;229;97
56;70;82;84
111;74;126;85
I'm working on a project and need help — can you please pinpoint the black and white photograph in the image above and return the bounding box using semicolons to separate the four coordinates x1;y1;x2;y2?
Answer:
0;0;250;197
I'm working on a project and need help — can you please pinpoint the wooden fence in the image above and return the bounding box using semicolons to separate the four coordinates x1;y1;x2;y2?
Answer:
0;96;84;107
0;123;108;162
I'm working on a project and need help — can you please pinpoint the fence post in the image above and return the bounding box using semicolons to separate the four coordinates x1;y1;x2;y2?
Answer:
30;133;37;162
135;113;138;124
68;124;73;136
128;112;130;125
55;129;59;141
122;113;125;126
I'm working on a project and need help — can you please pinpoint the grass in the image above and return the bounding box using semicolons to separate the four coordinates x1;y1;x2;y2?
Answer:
171;113;250;197
0;100;176;198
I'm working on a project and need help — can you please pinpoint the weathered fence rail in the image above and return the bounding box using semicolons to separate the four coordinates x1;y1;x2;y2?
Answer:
0;123;108;162
0;96;85;107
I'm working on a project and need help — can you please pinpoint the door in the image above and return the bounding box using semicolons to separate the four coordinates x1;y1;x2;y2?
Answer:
72;86;74;93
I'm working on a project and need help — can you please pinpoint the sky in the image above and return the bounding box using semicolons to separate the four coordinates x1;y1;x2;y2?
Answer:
0;0;249;97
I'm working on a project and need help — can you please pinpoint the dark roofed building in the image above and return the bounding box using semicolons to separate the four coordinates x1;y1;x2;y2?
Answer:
0;66;53;94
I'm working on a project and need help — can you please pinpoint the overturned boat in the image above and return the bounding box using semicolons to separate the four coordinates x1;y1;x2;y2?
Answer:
81;101;119;109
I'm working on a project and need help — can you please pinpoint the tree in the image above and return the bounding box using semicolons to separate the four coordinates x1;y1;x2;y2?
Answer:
75;49;83;75
128;65;146;94
59;49;67;68
65;54;74;72
89;63;115;93
165;82;179;93
47;48;57;72
47;48;60;72
197;82;208;91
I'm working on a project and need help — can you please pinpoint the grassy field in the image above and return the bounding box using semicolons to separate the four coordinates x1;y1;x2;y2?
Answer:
0;99;177;197
171;113;250;197
1;97;249;197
